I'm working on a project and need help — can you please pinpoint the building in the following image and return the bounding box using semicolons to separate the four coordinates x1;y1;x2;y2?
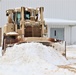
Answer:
45;18;76;44
0;0;76;44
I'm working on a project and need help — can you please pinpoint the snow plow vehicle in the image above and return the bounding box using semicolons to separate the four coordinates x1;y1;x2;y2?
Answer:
2;7;66;56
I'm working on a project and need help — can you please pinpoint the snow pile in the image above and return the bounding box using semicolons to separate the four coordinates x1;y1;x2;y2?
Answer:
51;42;65;54
0;47;2;56
1;42;68;65
6;32;18;35
0;42;75;75
66;45;76;58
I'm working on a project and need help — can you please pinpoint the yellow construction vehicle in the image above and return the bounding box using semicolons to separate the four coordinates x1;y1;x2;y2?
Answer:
4;7;47;37
2;7;48;49
2;7;65;56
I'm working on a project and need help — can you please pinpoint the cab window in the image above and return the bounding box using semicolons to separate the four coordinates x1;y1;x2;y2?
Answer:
24;11;30;20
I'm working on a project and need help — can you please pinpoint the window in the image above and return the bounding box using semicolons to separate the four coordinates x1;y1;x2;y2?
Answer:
13;12;21;22
15;12;21;29
54;30;56;36
24;11;30;20
26;14;30;19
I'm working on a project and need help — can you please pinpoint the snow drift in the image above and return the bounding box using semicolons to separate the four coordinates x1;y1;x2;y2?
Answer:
0;42;75;75
1;42;68;65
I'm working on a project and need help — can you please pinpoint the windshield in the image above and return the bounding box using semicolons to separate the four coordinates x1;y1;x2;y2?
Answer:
13;12;21;29
24;11;30;20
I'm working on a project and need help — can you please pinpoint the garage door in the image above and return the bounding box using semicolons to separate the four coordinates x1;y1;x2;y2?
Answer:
50;28;64;40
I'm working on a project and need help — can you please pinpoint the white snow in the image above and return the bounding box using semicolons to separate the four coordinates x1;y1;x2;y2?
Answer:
0;42;76;75
0;47;2;56
51;42;65;54
66;45;76;58
1;42;68;65
6;32;18;35
45;18;76;25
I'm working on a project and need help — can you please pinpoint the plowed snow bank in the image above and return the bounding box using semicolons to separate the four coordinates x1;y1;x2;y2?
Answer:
0;42;75;75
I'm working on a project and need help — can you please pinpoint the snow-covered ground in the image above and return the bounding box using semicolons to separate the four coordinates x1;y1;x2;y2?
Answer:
0;42;76;75
66;45;76;58
65;45;76;65
0;47;2;56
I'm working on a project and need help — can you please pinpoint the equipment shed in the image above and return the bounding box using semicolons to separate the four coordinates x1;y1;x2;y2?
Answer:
45;18;76;45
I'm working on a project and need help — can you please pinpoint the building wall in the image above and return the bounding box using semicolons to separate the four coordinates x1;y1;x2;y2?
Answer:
72;26;76;44
47;25;71;45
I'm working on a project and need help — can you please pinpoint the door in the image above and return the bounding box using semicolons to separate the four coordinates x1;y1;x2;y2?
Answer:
50;28;64;40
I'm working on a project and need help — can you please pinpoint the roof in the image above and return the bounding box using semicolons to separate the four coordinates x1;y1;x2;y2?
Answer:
44;18;76;26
